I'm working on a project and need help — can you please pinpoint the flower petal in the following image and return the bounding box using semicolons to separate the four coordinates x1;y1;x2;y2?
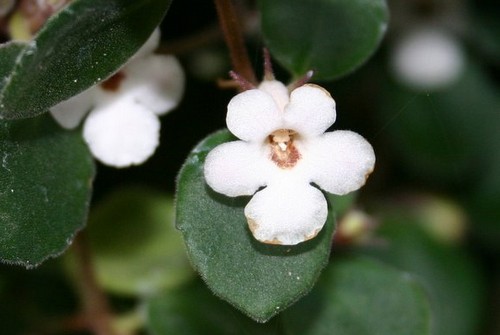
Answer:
308;130;375;195
284;84;336;137
204;141;275;197
83;97;160;168
226;89;282;142
244;182;328;245
49;88;95;129
112;54;185;115
258;80;290;112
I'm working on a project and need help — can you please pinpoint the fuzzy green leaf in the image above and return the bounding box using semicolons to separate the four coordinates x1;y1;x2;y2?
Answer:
283;257;431;335
0;115;94;267
0;0;172;119
258;0;389;80
176;130;335;322
0;42;26;82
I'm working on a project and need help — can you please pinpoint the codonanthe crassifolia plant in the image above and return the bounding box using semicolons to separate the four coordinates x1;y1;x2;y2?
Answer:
204;72;376;245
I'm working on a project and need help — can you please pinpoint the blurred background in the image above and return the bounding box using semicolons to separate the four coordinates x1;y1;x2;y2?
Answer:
0;0;499;334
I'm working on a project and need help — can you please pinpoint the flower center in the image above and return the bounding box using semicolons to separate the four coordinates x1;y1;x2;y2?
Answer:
269;129;301;169
101;71;126;91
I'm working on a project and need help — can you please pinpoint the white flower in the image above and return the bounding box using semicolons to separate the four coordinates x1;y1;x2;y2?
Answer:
204;80;375;245
391;27;465;90
50;29;185;167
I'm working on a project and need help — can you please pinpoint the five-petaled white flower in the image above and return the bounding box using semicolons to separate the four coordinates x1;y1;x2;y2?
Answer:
204;79;375;245
50;29;184;168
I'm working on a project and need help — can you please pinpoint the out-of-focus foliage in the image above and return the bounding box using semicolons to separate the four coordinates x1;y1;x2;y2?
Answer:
147;279;281;335
361;208;485;335
0;0;498;334
147;257;431;335
282;257;431;335
258;0;389;80
66;186;193;297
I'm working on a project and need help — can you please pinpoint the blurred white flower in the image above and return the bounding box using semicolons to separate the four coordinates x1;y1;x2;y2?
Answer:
204;80;375;245
391;27;465;90
50;29;185;167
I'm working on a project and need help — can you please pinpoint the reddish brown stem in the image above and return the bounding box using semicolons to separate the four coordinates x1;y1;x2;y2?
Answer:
72;232;119;335
214;0;257;85
229;70;256;90
263;48;275;81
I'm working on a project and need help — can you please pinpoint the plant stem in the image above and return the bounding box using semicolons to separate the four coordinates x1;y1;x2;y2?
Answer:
214;0;257;85
72;232;119;335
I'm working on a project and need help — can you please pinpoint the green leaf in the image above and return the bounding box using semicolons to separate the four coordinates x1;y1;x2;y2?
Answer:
0;42;26;82
466;126;500;251
0;0;173;119
469;1;500;63
176;130;335;322
363;217;485;335
283;257;431;335
468;172;500;251
258;0;389;80
83;186;193;296
0;114;94;267
146;280;280;335
328;192;357;218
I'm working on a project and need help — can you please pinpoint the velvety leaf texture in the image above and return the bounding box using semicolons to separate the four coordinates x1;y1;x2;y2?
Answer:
0;115;94;267
0;42;27;82
176;130;335;322
0;0;172;119
258;0;389;80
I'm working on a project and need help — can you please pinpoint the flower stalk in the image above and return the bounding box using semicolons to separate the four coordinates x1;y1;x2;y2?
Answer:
72;233;119;335
214;0;257;86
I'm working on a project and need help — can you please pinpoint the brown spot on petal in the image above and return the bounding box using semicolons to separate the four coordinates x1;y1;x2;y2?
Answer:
269;129;301;169
247;217;259;234
246;215;320;245
364;166;375;182
262;238;284;245
303;83;332;98
247;217;284;245
304;228;321;241
101;71;126;91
